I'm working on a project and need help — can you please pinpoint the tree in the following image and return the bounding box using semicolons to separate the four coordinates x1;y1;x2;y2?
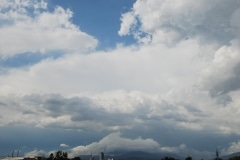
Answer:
63;152;68;158
185;156;192;160
162;157;176;160
215;149;222;160
49;153;54;160
48;150;68;160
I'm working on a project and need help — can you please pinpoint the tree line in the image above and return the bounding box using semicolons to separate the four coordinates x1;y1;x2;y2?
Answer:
48;150;240;160
47;150;80;160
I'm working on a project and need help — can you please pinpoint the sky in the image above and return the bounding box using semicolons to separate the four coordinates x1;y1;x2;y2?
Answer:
0;0;240;159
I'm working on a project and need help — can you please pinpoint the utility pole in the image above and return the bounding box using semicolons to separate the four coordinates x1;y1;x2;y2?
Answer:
12;150;14;157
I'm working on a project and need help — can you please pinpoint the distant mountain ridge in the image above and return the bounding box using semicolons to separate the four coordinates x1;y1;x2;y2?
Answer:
79;151;240;160
79;150;182;160
116;151;181;159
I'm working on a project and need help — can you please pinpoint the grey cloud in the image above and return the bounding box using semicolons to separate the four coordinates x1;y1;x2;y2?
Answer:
215;94;233;106
0;90;234;137
180;103;209;118
199;40;240;97
0;94;135;131
0;92;208;132
23;94;96;117
209;74;240;97
1;92;240;159
163;112;186;122
22;110;36;115
0;101;7;106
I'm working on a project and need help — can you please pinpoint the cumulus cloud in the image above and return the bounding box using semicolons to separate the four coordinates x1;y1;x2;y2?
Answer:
69;132;213;159
119;0;240;45
118;0;240;101
0;0;98;57
70;132;162;156
199;39;240;97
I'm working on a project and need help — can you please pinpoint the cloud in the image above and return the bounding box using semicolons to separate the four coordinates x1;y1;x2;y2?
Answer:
221;140;240;155
119;0;240;45
69;132;213;159
0;0;98;57
1;0;240;158
0;39;207;96
118;11;137;36
199;39;240;97
22;132;213;159
0;90;238;159
60;144;69;148
118;0;240;103
1;89;239;136
25;149;48;157
0;94;133;131
69;132;160;156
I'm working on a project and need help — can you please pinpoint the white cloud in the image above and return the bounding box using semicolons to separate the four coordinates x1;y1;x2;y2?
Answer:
118;11;136;36
25;149;48;157
60;144;70;148
70;132;160;156
119;0;240;45
0;0;98;57
0;39;206;97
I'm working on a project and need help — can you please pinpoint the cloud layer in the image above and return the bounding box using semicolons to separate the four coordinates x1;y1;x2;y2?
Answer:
1;0;240;159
